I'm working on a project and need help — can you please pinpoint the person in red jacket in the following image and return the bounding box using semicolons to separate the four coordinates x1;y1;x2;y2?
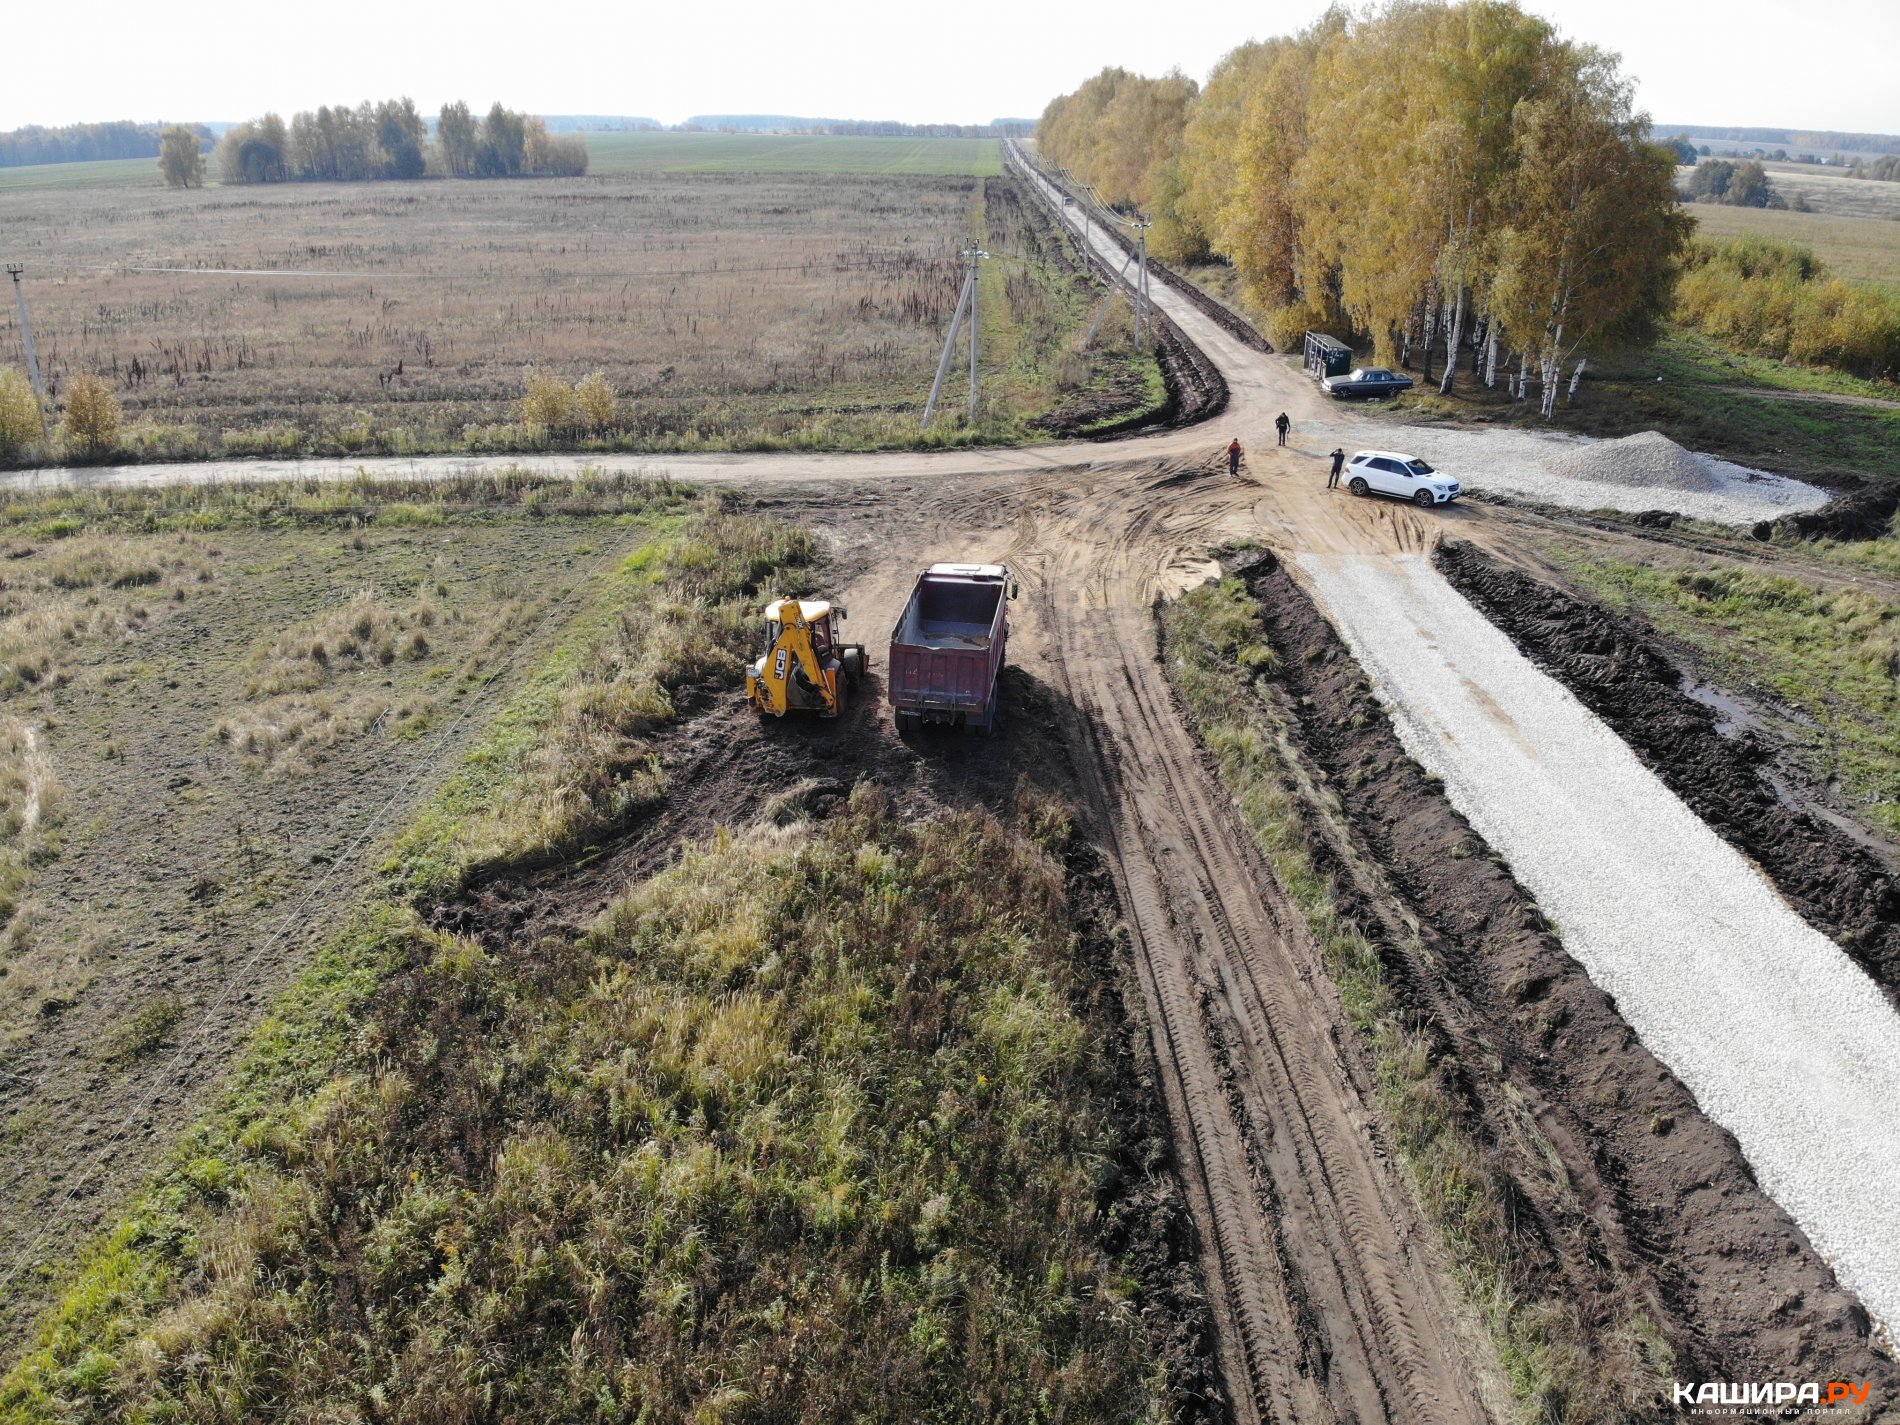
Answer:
1226;437;1243;477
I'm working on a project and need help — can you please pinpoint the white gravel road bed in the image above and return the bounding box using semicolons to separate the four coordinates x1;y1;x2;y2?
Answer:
1297;550;1900;1339
1304;422;1830;525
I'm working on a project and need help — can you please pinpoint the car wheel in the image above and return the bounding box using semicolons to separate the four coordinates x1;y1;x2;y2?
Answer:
1349;477;1369;497
1413;488;1435;508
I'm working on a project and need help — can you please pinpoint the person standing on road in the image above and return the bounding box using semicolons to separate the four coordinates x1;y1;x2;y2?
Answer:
1275;412;1291;446
1227;438;1243;478
1327;447;1345;489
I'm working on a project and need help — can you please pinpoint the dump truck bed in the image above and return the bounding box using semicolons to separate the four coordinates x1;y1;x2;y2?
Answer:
888;563;1011;731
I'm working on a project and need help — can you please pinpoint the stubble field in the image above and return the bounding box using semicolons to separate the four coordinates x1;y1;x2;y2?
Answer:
0;148;1156;464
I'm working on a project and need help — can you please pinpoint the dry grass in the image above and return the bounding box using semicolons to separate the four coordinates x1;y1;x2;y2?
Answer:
392;513;818;893
0;481;694;1052
0;536;209;696
218;591;448;765
0;169;1151;461
4;793;1172;1424
0;718;61;948
1756;162;1900;221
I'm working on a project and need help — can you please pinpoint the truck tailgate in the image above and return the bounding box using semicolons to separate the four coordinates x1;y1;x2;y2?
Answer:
889;644;990;709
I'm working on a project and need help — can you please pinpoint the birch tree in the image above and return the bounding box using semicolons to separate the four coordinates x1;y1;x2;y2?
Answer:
1494;50;1687;415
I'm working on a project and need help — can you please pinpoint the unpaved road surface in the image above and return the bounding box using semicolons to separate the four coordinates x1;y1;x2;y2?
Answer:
7;141;1899;1416
1001;476;1492;1423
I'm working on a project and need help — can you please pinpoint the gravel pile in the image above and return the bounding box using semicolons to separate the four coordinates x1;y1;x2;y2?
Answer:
1311;420;1831;525
1298;550;1900;1344
1544;429;1721;491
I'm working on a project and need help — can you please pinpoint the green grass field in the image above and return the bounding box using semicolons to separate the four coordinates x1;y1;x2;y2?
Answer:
0;134;1001;195
0;158;162;193
581;131;1002;176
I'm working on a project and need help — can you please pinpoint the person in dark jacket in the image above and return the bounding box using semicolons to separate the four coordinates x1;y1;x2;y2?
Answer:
1275;412;1291;446
1327;447;1346;488
1227;438;1243;477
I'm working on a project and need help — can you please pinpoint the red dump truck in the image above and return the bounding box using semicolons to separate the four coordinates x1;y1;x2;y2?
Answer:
887;562;1017;735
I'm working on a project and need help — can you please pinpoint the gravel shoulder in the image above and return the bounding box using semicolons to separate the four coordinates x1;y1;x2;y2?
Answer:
1294;548;1900;1345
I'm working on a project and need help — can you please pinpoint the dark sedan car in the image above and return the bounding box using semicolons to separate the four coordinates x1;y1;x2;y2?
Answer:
1320;366;1416;398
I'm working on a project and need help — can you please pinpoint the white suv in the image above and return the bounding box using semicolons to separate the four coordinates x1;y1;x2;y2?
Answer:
1344;450;1461;506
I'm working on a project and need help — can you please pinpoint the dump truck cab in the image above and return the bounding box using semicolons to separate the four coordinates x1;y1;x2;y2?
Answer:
747;598;866;718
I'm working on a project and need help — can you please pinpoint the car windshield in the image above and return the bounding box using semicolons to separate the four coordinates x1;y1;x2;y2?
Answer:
1403;459;1434;475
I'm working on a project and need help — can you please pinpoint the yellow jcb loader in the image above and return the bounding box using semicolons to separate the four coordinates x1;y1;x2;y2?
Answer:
746;598;867;718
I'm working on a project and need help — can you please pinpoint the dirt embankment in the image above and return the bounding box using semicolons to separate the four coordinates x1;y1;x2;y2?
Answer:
1145;258;1274;355
1003;146;1273;361
433;667;1227;1424
1241;555;1895;1393
1435;542;1900;1004
1756;477;1900;542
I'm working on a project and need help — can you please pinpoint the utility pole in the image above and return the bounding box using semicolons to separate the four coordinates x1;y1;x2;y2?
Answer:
1083;248;1138;348
922;245;990;429
968;243;982;424
1127;219;1153;346
6;266;48;442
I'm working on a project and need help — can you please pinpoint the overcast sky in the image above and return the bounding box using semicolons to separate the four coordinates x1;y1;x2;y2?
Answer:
6;0;1897;136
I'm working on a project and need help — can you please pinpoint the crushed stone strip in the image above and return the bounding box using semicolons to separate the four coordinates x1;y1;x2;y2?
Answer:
1304;421;1830;526
1295;550;1900;1340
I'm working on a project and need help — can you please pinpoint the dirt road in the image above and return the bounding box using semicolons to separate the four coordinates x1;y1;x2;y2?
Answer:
1002;472;1493;1423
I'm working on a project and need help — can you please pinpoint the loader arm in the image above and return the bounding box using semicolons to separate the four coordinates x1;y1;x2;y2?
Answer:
753;604;838;715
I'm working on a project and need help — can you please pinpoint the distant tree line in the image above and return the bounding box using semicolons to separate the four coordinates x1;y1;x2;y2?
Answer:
823;121;1021;138
216;100;587;184
0;120;210;168
1686;159;1808;210
1846;154;1900;182
1661;124;1900;153
1039;1;1690;417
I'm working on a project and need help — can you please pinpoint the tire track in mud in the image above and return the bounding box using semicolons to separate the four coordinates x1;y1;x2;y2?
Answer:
993;469;1490;1425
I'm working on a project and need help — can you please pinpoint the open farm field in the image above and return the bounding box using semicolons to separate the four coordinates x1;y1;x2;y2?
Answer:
1685;202;1900;287
584;131;1004;175
1758;161;1900;221
0;159;161;195
0;472;725;1341
0;165;1155;465
0;470;1209;1421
